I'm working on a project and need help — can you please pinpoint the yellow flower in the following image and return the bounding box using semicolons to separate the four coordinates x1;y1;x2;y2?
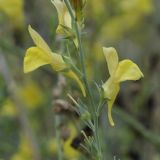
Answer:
100;0;153;41
63;124;79;160
0;0;24;28
47;138;57;155
102;47;144;126
51;0;79;47
47;124;79;160
11;135;33;160
51;0;72;36
18;81;44;109
23;25;86;97
0;99;17;117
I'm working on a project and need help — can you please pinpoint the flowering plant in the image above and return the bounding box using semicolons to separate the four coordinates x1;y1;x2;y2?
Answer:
23;0;143;159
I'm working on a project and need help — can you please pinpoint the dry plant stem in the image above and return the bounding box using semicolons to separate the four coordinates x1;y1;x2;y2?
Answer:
64;1;102;159
0;53;41;160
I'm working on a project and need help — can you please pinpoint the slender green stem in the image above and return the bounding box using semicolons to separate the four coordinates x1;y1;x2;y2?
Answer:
64;1;103;159
94;117;101;160
64;0;95;114
66;43;83;76
94;99;105;160
55;115;63;160
75;24;95;113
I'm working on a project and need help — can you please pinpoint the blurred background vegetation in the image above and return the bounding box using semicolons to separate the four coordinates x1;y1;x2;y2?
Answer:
0;0;160;160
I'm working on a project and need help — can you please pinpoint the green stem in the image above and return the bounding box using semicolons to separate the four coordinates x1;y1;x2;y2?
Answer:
94;116;102;160
95;99;105;160
55;115;63;160
64;1;103;159
66;43;83;77
64;0;95;114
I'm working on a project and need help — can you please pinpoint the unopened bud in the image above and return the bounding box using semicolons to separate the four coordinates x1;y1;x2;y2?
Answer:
70;0;85;22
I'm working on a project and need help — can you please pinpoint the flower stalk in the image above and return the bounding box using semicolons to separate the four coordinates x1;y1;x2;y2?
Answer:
64;0;103;159
64;0;95;114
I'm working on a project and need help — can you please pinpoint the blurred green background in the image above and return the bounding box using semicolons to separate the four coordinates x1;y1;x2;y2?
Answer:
0;0;160;160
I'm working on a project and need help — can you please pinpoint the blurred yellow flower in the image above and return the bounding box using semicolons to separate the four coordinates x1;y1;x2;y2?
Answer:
0;0;24;28
102;47;144;126
48;138;57;154
24;25;86;97
63;124;79;160
87;0;105;18
48;124;79;160
11;135;33;160
0;99;17;117
18;81;44;109
99;0;153;41
120;0;153;14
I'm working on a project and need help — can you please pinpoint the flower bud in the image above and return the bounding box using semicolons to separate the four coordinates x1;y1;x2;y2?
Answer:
70;0;85;22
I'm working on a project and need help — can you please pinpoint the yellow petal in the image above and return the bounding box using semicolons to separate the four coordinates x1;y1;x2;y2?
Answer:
63;124;80;159
107;95;118;127
28;25;52;53
103;47;119;76
64;70;86;97
24;47;51;73
51;0;72;30
64;10;72;29
50;52;67;71
24;46;67;73
27;25;67;71
115;59;144;82
52;0;65;24
102;78;120;126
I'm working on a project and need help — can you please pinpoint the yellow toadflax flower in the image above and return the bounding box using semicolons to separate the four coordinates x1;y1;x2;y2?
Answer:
11;135;33;160
23;25;86;97
102;47;144;126
51;0;72;37
51;0;79;47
